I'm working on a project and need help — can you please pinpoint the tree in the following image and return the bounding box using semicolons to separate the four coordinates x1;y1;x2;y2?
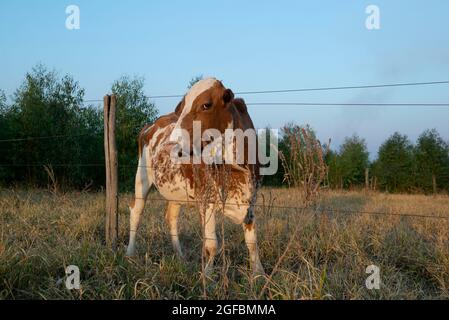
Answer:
111;75;158;189
324;149;339;189
0;89;6;110
338;135;369;188
0;67;159;190
0;90;7;135
1;64;99;187
375;132;415;192
415;129;449;193
0;90;9;182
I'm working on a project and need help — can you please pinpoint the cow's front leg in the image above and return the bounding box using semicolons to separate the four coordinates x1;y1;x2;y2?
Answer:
202;206;217;276
243;216;265;276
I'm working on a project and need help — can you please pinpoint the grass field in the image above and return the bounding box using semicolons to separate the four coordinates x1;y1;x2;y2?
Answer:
0;188;448;300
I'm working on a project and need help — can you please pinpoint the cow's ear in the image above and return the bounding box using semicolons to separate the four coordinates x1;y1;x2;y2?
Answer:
233;98;248;113
223;89;234;104
175;97;185;115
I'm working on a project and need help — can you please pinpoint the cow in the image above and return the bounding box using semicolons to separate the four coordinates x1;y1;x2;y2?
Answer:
125;78;264;276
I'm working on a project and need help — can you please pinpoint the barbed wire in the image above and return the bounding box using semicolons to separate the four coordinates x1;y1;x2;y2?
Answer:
0;163;141;168
232;80;449;96
2;79;449;219
0;132;103;143
246;102;449;107
0;121;148;144
2;80;448;135
129;196;449;220
0;163;105;167
80;80;449;102
0;160;447;219
81;100;449;107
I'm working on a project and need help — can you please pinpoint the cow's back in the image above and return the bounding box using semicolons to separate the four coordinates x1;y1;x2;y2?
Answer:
138;112;178;157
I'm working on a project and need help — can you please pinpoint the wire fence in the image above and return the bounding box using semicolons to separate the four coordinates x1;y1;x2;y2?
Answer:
246;102;449;107
1;159;448;220
129;196;449;220
82;79;449;101
1;79;449;222
1;79;449;144
0;132;103;143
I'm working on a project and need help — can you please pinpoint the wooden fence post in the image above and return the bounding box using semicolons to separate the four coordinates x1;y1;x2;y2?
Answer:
104;95;118;249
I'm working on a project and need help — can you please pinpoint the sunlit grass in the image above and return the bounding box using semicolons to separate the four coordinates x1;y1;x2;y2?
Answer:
0;188;448;299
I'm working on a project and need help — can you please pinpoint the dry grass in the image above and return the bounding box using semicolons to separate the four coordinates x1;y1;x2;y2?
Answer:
0;188;448;300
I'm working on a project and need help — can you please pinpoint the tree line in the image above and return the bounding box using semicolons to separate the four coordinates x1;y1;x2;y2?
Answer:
0;64;157;191
1;65;448;194
264;125;449;194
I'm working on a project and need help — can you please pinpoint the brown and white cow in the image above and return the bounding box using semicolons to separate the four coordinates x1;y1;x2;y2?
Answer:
125;78;264;276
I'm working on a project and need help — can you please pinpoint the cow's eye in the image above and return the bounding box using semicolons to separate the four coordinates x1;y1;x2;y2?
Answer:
202;103;212;110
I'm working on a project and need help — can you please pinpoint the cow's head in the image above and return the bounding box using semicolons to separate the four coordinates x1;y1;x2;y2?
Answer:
170;78;238;159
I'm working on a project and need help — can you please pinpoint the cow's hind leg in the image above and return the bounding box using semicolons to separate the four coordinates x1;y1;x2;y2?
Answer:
202;205;218;276
243;215;265;276
165;202;183;258
126;159;152;256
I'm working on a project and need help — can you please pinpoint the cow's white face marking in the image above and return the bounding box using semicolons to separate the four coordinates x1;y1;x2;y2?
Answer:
170;78;218;142
180;77;218;119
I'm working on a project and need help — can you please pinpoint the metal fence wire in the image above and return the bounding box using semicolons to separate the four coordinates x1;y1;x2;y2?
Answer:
1;79;449;222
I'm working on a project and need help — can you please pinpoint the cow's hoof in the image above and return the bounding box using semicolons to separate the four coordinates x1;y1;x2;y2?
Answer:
175;251;185;260
125;248;136;257
178;254;186;262
252;264;265;278
203;265;215;279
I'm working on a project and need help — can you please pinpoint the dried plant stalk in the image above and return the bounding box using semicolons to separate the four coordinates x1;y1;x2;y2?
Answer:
280;125;329;205
43;164;59;195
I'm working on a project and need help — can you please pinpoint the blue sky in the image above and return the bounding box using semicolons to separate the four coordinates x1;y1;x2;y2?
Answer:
1;0;449;157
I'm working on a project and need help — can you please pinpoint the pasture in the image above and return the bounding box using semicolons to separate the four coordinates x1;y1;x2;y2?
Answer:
0;188;448;300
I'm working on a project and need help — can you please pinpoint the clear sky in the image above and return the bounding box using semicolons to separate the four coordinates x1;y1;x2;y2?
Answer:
1;0;449;158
